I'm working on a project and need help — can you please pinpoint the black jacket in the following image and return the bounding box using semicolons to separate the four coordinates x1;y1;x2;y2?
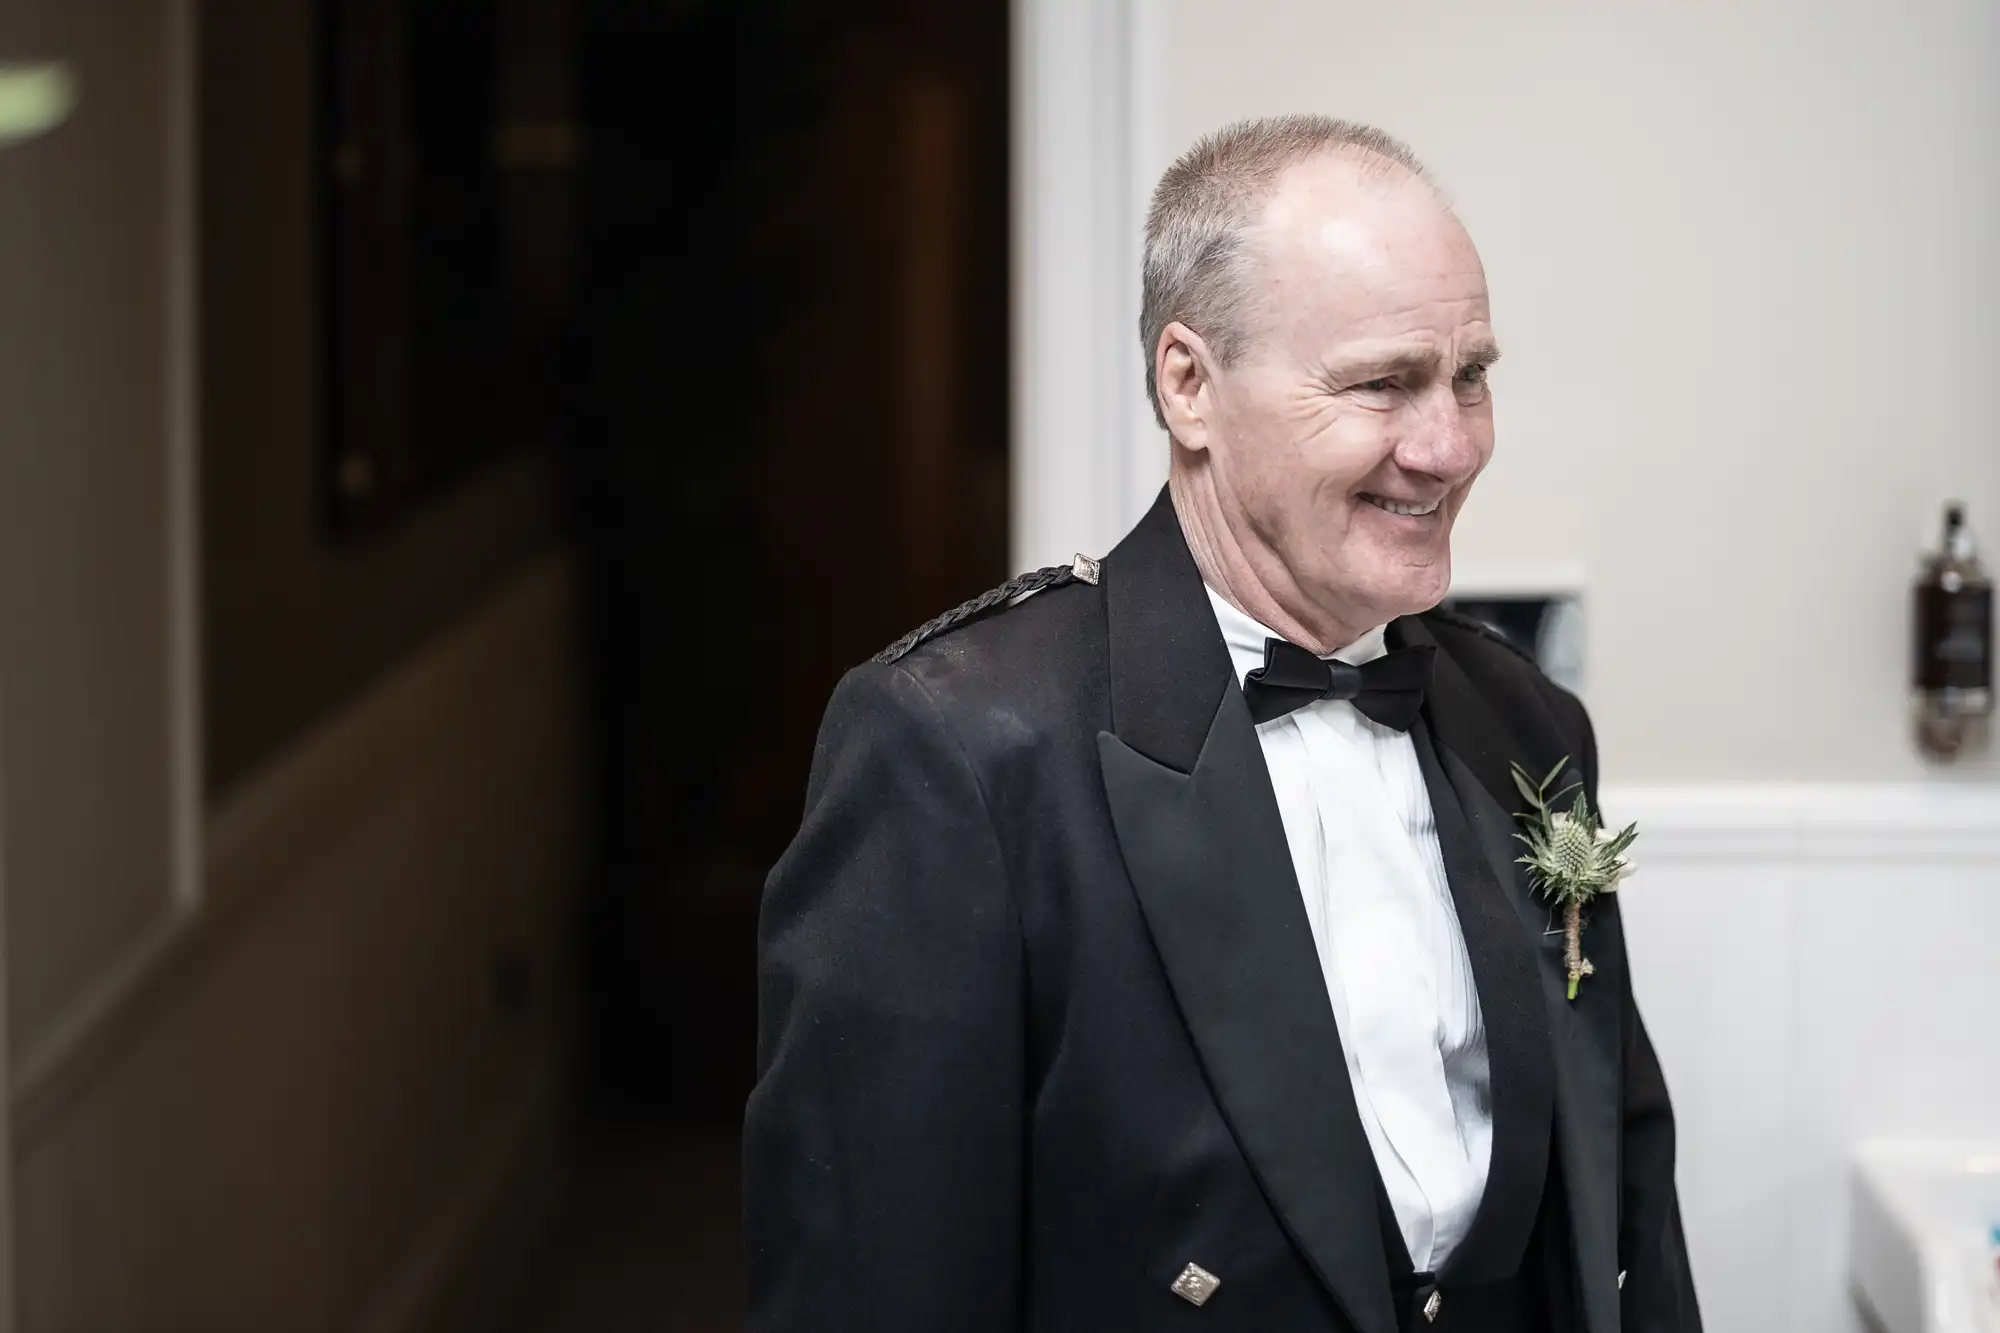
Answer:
746;490;1700;1332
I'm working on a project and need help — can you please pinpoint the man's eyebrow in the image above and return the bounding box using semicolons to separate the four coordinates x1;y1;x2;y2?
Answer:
1323;343;1438;377
1323;338;1501;379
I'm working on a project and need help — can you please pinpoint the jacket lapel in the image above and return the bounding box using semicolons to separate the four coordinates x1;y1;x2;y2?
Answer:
1395;616;1624;1333
1407;715;1555;1284
1097;491;1397;1333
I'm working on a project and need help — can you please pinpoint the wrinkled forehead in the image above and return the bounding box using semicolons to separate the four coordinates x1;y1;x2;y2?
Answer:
1245;156;1489;345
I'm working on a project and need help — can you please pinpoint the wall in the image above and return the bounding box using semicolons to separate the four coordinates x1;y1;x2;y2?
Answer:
0;0;192;1084
12;557;585;1332
1;1;587;1327
200;0;566;794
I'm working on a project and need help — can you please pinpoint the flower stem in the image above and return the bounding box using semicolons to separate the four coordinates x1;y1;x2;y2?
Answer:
1563;898;1593;1000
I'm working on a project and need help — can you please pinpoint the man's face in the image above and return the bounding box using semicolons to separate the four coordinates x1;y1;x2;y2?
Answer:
1192;158;1497;633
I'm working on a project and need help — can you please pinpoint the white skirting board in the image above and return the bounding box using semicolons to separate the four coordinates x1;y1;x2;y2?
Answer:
1602;782;2000;1333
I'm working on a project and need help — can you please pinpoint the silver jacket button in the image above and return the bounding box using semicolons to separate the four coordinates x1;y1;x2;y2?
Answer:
1170;1262;1221;1307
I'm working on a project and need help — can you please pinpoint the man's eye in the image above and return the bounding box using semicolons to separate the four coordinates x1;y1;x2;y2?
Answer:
1356;377;1396;392
1456;364;1488;385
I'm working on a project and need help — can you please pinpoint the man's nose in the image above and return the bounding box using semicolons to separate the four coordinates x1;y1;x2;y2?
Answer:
1398;384;1480;481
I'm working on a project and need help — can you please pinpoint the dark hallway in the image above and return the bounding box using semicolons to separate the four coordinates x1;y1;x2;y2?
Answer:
532;1;1012;1326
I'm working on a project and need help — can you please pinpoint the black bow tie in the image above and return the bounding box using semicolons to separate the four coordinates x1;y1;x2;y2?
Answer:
1241;637;1436;731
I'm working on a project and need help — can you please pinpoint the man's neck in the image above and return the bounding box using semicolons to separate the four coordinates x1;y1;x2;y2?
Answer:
1168;470;1372;656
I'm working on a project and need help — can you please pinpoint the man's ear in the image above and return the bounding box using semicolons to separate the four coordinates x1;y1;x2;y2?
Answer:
1155;321;1217;450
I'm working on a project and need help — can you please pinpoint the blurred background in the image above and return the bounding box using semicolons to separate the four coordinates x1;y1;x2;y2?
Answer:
0;1;1994;1331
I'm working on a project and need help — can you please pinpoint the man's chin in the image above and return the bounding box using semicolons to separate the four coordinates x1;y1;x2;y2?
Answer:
1354;568;1452;625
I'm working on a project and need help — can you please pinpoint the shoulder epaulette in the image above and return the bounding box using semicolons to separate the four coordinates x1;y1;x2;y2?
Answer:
1425;606;1541;670
874;554;1100;664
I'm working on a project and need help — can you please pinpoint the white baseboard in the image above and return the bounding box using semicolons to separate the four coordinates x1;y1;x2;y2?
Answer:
1602;782;2000;863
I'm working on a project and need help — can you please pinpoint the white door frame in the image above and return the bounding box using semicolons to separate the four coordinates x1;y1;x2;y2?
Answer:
1009;0;1167;570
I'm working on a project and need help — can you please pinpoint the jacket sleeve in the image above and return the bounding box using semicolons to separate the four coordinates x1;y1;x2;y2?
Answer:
1573;698;1703;1331
743;660;1024;1333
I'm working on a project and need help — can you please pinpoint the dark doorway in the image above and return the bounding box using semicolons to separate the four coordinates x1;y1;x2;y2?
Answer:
577;0;1010;1120
538;0;1011;1325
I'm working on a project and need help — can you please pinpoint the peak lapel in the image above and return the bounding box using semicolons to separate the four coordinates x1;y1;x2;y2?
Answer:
1407;715;1555;1283
1394;615;1624;1333
1096;491;1396;1333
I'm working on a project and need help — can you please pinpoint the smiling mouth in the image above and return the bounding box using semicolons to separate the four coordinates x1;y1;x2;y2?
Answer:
1359;493;1443;518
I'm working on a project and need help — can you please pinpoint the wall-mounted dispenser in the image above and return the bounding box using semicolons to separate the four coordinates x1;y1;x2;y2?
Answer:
1912;502;1992;760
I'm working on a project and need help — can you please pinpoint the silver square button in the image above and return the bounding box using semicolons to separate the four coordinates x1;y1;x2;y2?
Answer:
1170;1262;1221;1307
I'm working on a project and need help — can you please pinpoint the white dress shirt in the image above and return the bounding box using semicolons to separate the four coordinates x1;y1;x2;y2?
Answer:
1204;586;1491;1272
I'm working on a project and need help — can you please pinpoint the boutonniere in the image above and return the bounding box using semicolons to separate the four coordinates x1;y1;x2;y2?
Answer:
1511;758;1638;1000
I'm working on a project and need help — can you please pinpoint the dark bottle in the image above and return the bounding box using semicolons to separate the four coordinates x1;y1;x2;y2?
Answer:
1913;502;1993;759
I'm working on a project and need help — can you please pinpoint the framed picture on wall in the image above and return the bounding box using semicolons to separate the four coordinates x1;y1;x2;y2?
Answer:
317;0;574;537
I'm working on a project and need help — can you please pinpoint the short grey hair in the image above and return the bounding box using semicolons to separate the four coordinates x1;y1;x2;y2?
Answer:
1140;114;1434;429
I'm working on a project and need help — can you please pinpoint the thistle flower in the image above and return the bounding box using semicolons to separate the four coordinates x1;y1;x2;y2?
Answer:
1511;758;1639;999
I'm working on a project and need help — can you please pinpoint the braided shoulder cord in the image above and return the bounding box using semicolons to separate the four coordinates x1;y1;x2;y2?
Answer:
874;561;1085;664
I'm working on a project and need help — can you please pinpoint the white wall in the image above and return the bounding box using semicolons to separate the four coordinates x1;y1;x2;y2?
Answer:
1020;0;2000;783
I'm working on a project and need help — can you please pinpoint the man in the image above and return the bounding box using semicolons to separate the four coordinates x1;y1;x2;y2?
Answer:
745;115;1700;1332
